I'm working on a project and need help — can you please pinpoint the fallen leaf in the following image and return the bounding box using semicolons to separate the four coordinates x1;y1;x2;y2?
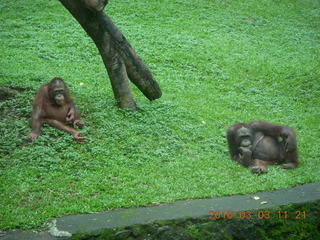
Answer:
252;196;260;200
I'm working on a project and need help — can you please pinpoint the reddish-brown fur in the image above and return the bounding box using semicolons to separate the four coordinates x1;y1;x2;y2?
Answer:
227;121;298;174
28;77;85;143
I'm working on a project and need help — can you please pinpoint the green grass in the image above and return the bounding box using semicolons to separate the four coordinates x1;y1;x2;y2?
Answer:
0;0;319;230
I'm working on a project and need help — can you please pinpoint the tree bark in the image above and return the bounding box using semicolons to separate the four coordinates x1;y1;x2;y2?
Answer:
83;0;108;12
58;0;162;110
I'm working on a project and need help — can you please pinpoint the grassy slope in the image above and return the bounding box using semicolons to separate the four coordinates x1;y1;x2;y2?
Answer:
0;0;319;230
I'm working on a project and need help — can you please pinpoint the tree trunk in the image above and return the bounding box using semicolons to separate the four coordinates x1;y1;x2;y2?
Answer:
58;0;162;110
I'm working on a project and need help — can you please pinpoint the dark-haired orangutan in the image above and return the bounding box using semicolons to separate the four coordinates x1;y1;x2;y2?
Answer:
227;121;298;174
28;77;85;144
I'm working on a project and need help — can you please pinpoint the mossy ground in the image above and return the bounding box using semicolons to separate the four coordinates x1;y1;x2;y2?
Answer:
70;202;320;240
0;0;319;230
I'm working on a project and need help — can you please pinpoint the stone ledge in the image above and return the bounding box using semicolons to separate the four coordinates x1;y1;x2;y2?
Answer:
72;201;320;240
2;182;320;240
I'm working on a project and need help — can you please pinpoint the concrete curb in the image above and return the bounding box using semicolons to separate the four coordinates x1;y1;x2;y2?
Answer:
2;182;320;240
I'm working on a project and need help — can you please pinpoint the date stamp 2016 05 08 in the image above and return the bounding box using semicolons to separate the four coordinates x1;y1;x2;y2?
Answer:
208;210;307;220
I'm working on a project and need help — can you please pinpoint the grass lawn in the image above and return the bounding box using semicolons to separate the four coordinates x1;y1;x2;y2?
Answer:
0;0;319;230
